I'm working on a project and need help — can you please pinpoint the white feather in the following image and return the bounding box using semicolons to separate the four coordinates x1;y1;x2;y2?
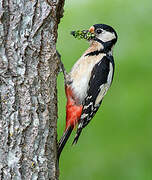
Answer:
98;31;116;42
70;53;105;102
95;62;113;106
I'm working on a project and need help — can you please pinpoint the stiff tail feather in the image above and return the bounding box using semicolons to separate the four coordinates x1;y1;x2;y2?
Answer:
72;127;82;145
57;125;73;160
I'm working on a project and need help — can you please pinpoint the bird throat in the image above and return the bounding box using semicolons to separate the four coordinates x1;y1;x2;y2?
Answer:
87;37;115;55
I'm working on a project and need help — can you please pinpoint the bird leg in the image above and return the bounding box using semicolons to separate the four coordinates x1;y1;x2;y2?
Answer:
56;51;73;87
56;51;69;84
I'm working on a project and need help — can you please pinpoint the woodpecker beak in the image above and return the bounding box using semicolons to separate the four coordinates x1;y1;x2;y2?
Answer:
89;26;95;33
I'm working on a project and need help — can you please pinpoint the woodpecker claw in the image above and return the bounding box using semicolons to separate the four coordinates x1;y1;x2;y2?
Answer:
56;50;69;84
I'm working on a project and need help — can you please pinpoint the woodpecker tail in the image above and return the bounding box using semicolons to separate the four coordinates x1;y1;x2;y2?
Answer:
57;125;73;160
72;126;82;145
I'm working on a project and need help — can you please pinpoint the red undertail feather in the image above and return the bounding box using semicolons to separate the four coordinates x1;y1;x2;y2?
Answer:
65;86;83;129
57;86;82;160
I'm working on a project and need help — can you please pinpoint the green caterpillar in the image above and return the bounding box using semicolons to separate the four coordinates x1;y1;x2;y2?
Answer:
71;30;95;40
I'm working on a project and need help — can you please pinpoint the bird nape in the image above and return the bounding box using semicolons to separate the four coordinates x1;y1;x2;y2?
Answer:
57;23;118;160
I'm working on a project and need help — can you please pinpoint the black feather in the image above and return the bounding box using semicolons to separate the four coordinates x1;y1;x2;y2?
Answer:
72;127;82;145
57;125;73;160
85;49;104;56
73;55;114;143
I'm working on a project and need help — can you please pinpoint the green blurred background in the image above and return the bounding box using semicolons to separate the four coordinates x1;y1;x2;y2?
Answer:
57;0;152;179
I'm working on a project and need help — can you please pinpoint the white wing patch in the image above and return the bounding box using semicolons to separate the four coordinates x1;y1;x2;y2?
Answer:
107;62;113;85
95;62;113;106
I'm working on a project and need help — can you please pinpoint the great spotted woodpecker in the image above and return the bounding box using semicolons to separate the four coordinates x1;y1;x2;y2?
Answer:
58;24;118;159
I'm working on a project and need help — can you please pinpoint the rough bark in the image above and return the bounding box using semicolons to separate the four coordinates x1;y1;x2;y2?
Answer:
0;0;64;179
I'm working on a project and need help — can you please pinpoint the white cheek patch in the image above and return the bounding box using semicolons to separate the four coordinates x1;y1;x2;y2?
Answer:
99;31;116;42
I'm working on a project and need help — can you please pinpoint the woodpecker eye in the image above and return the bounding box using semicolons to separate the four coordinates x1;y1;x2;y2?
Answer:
96;29;103;34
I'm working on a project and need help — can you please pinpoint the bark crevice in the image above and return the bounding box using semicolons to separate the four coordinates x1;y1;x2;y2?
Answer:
0;0;65;179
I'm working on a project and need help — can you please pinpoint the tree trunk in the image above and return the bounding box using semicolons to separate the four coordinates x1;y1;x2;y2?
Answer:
0;0;64;179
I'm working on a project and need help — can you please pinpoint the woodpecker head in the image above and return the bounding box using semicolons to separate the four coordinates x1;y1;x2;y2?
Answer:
71;24;117;53
89;24;117;44
88;24;117;53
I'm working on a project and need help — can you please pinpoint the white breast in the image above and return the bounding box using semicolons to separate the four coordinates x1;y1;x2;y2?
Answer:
69;53;105;103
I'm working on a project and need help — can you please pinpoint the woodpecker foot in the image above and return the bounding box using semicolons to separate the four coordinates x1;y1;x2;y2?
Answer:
56;50;67;76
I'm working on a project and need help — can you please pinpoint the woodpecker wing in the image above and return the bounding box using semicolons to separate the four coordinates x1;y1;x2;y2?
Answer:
73;55;115;144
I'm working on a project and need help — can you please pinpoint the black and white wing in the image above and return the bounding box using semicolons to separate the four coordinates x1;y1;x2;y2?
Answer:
73;55;115;144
